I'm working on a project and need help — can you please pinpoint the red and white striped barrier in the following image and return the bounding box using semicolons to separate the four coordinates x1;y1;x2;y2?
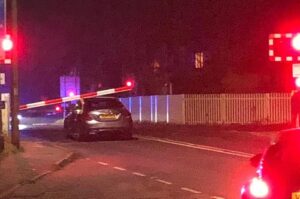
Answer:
19;86;132;110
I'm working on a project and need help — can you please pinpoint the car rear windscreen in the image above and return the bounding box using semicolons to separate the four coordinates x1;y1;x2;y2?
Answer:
86;99;124;110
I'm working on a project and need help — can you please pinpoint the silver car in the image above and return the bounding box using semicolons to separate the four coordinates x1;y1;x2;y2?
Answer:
63;97;133;141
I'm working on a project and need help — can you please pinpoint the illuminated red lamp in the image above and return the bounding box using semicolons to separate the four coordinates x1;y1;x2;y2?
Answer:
295;77;300;88
55;105;62;112
269;33;300;62
1;35;13;51
125;80;134;88
292;34;300;51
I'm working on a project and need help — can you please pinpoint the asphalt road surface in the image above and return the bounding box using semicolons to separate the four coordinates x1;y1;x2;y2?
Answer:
15;124;261;199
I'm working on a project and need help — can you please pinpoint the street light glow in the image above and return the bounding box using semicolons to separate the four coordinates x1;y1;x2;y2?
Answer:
68;91;75;97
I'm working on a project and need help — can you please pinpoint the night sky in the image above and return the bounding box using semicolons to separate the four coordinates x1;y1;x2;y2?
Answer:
15;0;300;103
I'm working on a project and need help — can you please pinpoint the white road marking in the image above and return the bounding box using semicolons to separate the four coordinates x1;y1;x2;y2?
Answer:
137;135;253;158
150;176;158;179
155;179;172;185
181;187;201;194
97;161;109;166
132;172;146;177
211;196;225;199
113;166;127;171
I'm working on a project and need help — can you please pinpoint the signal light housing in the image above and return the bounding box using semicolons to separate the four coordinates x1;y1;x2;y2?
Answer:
269;33;300;62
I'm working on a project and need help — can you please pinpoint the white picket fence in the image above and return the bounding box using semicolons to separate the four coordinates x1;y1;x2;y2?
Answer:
120;93;291;125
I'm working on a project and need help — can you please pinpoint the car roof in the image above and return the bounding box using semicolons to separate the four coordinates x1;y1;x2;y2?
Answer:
83;97;120;103
84;97;118;101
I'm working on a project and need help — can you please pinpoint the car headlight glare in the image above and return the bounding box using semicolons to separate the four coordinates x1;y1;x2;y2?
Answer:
17;114;22;120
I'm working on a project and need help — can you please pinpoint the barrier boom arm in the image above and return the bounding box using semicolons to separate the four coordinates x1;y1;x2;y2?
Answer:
19;86;132;110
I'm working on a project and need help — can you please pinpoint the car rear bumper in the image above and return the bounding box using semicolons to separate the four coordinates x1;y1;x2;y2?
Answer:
85;117;132;134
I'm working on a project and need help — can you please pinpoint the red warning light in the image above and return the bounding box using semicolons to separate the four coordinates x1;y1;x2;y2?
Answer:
295;77;300;88
55;106;61;112
292;34;300;51
269;33;300;62
2;35;13;51
126;80;134;87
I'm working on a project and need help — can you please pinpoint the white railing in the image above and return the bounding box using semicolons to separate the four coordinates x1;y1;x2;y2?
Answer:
184;93;291;125
120;95;185;124
120;93;291;125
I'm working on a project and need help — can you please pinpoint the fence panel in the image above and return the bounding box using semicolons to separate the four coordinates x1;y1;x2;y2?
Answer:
184;94;221;124
268;93;291;124
121;93;291;125
184;93;291;125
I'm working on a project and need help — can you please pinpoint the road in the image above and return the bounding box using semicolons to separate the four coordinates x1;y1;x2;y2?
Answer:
14;118;269;199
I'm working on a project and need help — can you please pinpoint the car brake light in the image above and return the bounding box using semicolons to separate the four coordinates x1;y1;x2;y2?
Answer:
249;177;269;198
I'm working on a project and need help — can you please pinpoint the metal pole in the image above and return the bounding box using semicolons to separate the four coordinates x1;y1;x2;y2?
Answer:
0;93;3;152
11;0;19;148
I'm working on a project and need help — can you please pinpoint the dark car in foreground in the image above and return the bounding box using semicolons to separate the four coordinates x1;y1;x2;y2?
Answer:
241;128;300;199
64;97;133;141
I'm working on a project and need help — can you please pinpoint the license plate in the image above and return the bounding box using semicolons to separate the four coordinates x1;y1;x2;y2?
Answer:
99;114;116;119
292;192;300;199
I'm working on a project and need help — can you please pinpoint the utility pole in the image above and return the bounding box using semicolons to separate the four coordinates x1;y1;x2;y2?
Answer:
11;0;19;148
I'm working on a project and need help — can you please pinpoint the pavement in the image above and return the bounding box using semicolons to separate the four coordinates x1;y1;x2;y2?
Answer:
0;140;76;199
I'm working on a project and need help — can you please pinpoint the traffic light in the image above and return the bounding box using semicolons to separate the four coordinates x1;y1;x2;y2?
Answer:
269;33;300;62
1;34;13;51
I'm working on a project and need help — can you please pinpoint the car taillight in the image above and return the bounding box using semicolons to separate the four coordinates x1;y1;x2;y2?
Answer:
249;177;269;198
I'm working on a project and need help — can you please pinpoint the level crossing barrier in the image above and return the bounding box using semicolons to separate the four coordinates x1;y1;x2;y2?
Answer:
19;86;132;110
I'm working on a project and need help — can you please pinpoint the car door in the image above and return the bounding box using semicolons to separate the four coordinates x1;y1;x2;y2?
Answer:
65;100;83;129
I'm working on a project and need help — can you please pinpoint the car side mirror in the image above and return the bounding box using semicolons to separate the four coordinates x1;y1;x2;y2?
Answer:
250;153;262;167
